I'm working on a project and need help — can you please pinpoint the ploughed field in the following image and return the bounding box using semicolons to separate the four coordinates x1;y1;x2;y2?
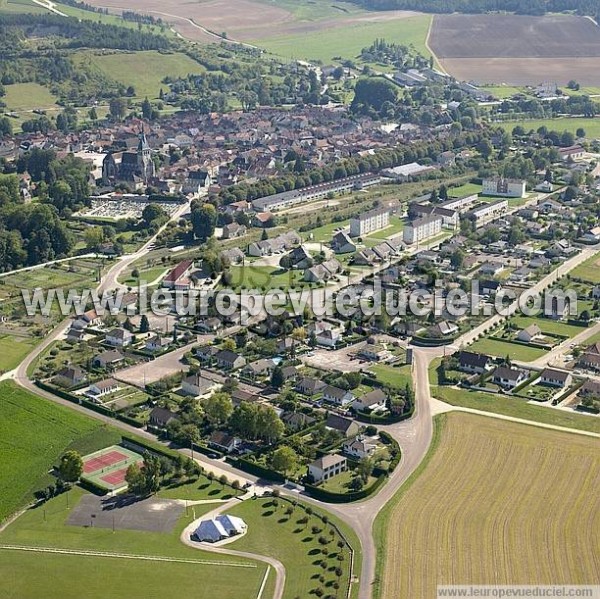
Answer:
429;14;600;85
374;413;600;599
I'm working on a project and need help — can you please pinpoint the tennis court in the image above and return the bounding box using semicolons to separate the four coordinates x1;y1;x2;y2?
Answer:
81;445;144;493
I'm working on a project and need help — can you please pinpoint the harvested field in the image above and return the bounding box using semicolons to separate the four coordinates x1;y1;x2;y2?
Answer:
80;0;422;45
430;14;600;85
374;413;600;599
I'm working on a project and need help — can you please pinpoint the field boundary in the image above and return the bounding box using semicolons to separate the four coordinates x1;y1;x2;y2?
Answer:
0;544;257;567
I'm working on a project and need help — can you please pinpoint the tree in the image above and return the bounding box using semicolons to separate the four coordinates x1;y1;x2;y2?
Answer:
576;128;586;139
271;446;298;477
142;203;166;226
477;139;493;161
57;450;83;482
191;203;217;241
125;463;146;495
270;365;284;389
141;97;153;120
222;338;236;352
357;457;374;484
450;248;464;270
140;315;150;333
109;97;128;121
204;392;233;426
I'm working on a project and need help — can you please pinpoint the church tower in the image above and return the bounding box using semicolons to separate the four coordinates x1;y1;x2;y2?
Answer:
137;126;155;183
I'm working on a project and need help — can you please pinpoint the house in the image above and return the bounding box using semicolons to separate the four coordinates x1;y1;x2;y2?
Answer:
87;378;120;397
80;308;102;326
325;414;360;437
296;376;326;396
148;406;178;429
492;367;527;389
558;145;585;162
342;435;377;460
307;320;342;347
432;321;459;337
358;343;393;362
281;365;299;383
196;317;222;333
578;350;600;371
282;411;315;431
221;223;247;240
66;326;86;344
517;324;542;343
458;351;492;375
106;328;133;348
231;388;260;406
539;368;572;388
220;247;245;265
241;358;276;380
322;385;355;406
214;349;246;370
183;170;211;195
92;349;124;369
163;259;194;290
308;454;347;483
208;431;241;454
353;389;388;412
181;373;217;397
195;345;220;364
479;280;502;296
284;245;312;269
479;262;504;277
53;366;87;388
579;379;600;398
330;230;356;254
145;335;171;352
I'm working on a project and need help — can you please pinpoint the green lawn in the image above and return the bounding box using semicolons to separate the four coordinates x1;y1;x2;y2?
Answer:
156;478;241;501
497;117;600;139
309;220;349;243
224;264;315;291
79;51;204;99
430;384;600;434
228;496;355;599
481;85;527;99
0;487;265;599
366;216;406;241
0;335;38;372
570;251;600;283
468;337;546;362
2;82;58;111
447;182;482;197
0;0;46;13
255;14;433;63
0;382;121;523
508;315;586;338
370;363;412;389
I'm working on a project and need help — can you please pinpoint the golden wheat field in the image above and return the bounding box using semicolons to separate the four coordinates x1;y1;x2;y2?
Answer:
376;413;600;599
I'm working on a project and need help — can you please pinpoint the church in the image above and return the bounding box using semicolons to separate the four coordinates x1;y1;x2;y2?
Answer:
102;128;155;186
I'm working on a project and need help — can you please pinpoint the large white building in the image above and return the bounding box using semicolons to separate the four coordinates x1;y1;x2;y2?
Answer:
482;178;526;198
308;454;347;483
465;199;509;229
403;214;442;244
350;207;390;238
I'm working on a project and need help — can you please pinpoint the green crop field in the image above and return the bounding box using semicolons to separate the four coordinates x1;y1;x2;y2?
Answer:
468;337;546;362
78;51;204;99
374;413;599;599
497;117;600;139
2;82;59;112
255;14;433;63
0;382;121;523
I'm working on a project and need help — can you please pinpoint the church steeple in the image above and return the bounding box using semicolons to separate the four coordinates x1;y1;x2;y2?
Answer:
137;125;155;183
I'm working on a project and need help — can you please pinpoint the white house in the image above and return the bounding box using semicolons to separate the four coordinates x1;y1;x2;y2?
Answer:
322;385;355;406
342;435;377;460
517;324;542;343
105;328;133;348
87;378;120;397
353;389;387;412
539;368;572;388
492;367;527;389
181;373;217;398
308;454;347;483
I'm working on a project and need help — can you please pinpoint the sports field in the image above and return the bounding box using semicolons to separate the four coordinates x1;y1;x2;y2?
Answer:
0;382;121;523
374;413;600;599
81;446;144;492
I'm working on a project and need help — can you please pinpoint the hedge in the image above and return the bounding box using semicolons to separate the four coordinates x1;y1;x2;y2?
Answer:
378;431;402;472
304;474;387;503
115;413;145;428
226;457;286;483
121;435;179;461
78;477;108;496
35;380;115;417
354;402;414;424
